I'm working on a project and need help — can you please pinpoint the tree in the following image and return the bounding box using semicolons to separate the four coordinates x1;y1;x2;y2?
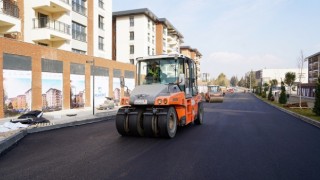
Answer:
237;77;246;87
297;50;306;108
313;77;320;116
230;76;238;87
268;79;277;100
214;73;229;86
268;86;273;100
262;83;269;98
279;81;287;104
270;79;278;88
245;71;256;89
284;72;296;95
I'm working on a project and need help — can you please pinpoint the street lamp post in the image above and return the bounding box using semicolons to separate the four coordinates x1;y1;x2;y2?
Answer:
86;59;95;115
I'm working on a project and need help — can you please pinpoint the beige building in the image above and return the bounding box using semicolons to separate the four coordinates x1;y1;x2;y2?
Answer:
0;0;112;59
306;51;320;83
180;46;202;83
112;8;184;64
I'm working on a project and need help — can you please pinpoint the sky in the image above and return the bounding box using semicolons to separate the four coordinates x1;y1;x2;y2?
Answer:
113;0;320;79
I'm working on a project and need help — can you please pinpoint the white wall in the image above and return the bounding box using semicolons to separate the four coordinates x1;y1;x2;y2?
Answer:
93;0;112;59
261;68;308;85
24;0;71;51
116;14;156;63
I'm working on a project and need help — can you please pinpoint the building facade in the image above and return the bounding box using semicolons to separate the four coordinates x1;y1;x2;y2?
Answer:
112;8;184;64
306;51;320;83
0;37;135;118
180;46;202;83
1;0;112;59
255;68;308;86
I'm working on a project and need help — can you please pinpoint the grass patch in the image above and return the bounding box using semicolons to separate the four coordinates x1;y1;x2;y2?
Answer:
256;95;320;122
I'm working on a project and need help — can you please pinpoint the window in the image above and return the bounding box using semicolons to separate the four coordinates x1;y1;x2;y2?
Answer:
98;15;104;30
130;45;134;54
129;16;134;27
148;46;150;55
98;36;104;50
98;0;104;9
72;48;86;54
72;21;86;42
129;31;134;40
152;48;154;55
72;0;87;16
130;59;134;64
163;28;167;35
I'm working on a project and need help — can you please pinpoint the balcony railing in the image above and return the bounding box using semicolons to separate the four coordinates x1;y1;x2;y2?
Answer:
0;0;19;18
33;18;71;35
72;1;86;16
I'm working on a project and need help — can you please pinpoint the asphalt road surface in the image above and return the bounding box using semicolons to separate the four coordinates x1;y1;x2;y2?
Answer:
1;93;320;180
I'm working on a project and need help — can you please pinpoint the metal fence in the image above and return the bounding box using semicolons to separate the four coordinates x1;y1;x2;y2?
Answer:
33;18;71;35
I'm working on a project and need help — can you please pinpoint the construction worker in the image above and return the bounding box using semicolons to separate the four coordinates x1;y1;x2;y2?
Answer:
147;62;160;82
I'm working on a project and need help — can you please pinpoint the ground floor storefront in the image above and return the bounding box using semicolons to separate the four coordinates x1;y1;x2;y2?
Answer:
0;38;135;119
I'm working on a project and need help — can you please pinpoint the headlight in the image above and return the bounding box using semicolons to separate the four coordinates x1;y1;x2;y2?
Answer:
125;99;129;104
158;99;162;104
163;98;168;104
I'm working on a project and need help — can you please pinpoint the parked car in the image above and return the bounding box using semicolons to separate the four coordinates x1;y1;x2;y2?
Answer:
205;85;224;103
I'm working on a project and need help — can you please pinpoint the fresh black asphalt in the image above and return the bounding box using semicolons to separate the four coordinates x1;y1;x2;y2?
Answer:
0;92;320;180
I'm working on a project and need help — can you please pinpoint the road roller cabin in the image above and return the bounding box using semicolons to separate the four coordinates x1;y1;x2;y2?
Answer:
115;54;204;138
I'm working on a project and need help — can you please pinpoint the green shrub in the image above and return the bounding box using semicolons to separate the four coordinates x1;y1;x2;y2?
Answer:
268;87;273;100
279;82;287;104
313;77;320;116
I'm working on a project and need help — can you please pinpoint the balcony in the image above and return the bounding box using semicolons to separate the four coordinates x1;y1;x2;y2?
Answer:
32;18;71;42
32;0;71;13
0;0;21;34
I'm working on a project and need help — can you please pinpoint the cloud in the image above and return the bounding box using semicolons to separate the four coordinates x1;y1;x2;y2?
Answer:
201;52;286;79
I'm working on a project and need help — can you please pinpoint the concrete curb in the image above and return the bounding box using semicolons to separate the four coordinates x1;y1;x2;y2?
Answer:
0;114;116;156
254;94;320;129
0;130;27;156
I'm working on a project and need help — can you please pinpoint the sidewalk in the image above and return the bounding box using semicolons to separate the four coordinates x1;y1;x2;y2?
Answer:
274;94;315;108
0;107;119;155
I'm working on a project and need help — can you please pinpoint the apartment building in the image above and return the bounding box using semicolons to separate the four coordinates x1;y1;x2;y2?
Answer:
0;0;21;39
156;18;183;55
180;46;202;83
306;51;320;83
112;8;184;64
0;0;112;59
255;68;308;88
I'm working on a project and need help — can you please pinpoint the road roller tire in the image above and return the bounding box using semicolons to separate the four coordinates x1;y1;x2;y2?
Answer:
115;108;129;136
143;114;159;137
158;107;177;138
195;102;204;125
128;108;144;136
